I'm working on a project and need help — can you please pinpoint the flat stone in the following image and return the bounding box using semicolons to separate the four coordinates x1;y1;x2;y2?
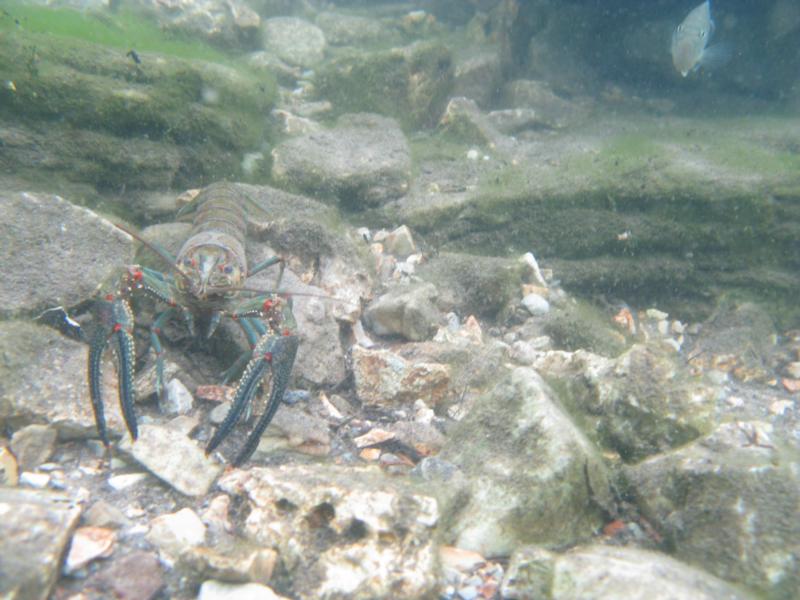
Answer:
0;487;81;599
64;526;116;574
119;423;222;497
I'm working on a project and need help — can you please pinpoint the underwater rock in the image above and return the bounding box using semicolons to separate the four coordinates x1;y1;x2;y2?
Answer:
87;551;164;600
262;17;326;68
503;79;587;129
0;321;126;440
315;41;453;129
352;345;450;408
146;507;207;562
625;421;800;597
0;192;134;318
119;423;222;497
0;487;81;600
452;50;504;109
502;544;755;600
418;252;525;320
534;342;717;461
438;96;502;146
271;113;412;207
364;282;440;341
218;464;440;600
315;11;386;47
438;366;612;556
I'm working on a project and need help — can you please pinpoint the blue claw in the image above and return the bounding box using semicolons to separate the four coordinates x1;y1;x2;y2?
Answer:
205;332;298;465
88;296;139;444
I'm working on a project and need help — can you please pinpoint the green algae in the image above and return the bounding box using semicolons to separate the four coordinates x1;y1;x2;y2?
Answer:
315;41;454;130
0;2;228;61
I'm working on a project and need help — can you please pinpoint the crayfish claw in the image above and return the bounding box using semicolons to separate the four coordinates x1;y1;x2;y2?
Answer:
206;332;298;465
88;296;139;445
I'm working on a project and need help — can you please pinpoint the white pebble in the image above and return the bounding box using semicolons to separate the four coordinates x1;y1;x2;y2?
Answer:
108;472;148;491
20;471;50;489
160;378;194;416
466;148;479;161
522;293;550;316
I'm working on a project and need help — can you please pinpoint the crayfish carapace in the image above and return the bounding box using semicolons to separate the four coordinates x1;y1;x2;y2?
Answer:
89;182;298;466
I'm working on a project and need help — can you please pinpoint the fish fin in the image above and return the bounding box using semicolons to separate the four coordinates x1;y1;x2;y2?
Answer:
699;42;733;70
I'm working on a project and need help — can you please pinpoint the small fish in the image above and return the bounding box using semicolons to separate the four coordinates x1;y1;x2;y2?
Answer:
671;1;731;77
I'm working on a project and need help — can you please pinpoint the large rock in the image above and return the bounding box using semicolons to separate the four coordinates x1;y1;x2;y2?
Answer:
502;544;755;600
625;421;800;598
272;113;412;207
534;343;717;461
0;193;134;318
218;464;440;599
437;367;612;556
418;252;525;320
0;487;82;600
0;26;277;192
315;42;453;130
262;17;326;67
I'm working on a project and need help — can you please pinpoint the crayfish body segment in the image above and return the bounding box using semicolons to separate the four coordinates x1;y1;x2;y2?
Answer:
87;183;299;466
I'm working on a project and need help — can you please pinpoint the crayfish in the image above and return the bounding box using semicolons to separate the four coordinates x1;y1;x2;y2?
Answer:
89;182;298;466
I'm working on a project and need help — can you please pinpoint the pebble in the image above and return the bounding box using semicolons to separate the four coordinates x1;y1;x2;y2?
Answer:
209;402;231;425
466;148;480;160
160;378;193;415
84;499;133;529
522;293;550;316
645;308;669;320
353;428;396;448
283;389;311;405
19;471;50;488
146;507;206;559
197;580;288;600
64;526;116;574
769;399;794;416
107;473;148;491
90;551;163;600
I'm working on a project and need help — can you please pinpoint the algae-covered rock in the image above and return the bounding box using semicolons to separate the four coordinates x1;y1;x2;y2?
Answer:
542;299;629;358
535;344;717;461
625;421;800;598
437;366;612;556
502;544;755;600
271;113;412;207
315;41;454;130
0;22;277;190
418;252;525;320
